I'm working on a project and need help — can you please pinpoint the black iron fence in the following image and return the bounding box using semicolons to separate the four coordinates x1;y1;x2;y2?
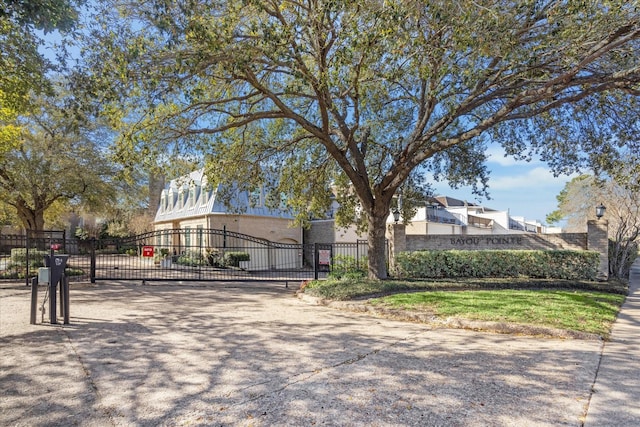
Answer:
0;230;91;284
89;229;370;283
1;229;373;284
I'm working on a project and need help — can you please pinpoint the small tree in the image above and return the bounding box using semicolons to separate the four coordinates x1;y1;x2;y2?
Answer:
548;174;640;279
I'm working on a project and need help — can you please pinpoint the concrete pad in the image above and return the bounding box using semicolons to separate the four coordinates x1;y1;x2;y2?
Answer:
1;281;606;426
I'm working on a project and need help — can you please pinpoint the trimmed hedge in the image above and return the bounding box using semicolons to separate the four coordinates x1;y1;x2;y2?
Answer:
395;250;599;280
223;251;250;267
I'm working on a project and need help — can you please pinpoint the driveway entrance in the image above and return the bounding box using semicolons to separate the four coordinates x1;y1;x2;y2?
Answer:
1;282;602;426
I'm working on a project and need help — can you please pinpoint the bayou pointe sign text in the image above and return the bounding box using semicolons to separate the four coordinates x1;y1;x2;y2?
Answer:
451;236;524;246
403;233;588;252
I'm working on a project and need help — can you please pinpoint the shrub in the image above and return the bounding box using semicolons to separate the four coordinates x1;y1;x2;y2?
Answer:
223;252;250;267
395;250;599;280
176;250;207;266
10;248;47;268
328;254;367;279
205;248;223;267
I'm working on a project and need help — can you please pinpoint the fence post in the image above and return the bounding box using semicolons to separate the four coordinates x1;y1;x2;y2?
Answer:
313;243;319;280
198;228;203;280
90;238;96;283
25;232;30;287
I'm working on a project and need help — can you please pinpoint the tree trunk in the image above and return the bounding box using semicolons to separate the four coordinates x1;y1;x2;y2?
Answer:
367;209;389;280
15;199;45;231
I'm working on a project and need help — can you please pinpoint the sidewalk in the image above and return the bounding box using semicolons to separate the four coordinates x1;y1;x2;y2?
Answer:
584;257;640;426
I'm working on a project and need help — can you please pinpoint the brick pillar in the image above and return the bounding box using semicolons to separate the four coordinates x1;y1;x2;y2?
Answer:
587;219;609;281
386;223;406;275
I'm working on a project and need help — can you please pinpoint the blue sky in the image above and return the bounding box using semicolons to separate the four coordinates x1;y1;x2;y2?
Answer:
428;145;577;226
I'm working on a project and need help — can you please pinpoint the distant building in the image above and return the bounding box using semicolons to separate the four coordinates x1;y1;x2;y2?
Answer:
306;195;556;245
153;170;302;245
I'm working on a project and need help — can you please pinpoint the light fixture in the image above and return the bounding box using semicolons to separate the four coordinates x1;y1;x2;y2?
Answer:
392;207;400;224
595;203;606;219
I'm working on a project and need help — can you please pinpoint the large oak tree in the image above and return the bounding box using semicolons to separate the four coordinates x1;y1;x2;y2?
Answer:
1;0;81;155
0;91;117;231
79;0;640;279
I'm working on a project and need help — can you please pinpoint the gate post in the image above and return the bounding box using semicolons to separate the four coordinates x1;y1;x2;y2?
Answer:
386;223;406;276
588;219;609;281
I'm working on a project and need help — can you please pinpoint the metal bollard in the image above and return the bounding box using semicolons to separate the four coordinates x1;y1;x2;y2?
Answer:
62;276;69;325
30;276;38;325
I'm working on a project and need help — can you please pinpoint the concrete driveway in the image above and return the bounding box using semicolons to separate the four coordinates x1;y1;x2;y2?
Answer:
1;281;603;426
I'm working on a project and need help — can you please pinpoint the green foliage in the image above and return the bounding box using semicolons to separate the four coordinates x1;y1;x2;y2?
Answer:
373;289;624;338
0;89;119;231
223;251;250;267
328;254;368;280
176;250;206;266
64;267;85;276
302;276;627;302
10;248;47;268
205;248;223;267
395;250;599;281
0;0;80;118
124;247;137;256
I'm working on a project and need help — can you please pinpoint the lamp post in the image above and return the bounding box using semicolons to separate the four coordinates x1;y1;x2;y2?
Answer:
595;203;606;219
392;207;400;224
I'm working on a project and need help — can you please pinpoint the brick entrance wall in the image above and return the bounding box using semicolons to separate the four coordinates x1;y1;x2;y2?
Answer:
404;233;588;252
387;220;609;280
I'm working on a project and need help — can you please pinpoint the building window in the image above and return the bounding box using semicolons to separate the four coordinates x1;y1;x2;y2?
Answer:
189;186;196;209
185;226;191;247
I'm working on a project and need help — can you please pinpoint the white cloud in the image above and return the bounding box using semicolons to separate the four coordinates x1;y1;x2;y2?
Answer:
485;145;542;167
488;167;576;191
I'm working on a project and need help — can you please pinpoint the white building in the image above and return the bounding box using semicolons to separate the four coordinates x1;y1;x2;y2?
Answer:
153;170;302;244
306;195;554;244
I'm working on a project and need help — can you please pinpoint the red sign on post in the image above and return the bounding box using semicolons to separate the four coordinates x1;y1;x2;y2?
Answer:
142;246;154;257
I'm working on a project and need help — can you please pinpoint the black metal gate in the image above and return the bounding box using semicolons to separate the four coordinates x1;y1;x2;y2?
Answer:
89;229;369;283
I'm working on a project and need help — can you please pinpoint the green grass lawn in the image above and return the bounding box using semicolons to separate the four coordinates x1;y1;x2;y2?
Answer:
370;289;624;337
303;277;627;338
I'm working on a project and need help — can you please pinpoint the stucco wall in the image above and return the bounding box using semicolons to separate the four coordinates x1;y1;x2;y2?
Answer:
406;221;463;235
154;214;301;244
